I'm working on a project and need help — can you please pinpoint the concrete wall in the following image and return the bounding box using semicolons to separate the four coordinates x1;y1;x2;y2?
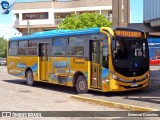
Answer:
13;9;54;26
13;0;112;10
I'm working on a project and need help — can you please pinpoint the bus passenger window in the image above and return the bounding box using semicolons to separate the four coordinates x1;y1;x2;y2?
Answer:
102;46;109;68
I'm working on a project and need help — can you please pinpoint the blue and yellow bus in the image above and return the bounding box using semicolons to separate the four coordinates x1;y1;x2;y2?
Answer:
7;27;150;93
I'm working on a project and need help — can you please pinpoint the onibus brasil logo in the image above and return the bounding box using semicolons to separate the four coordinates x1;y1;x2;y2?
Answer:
0;0;16;14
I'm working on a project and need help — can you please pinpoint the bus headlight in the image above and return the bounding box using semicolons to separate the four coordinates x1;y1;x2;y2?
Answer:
112;74;118;80
143;73;150;80
110;71;123;81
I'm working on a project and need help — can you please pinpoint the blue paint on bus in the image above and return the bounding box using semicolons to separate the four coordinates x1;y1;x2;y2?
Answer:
10;28;100;41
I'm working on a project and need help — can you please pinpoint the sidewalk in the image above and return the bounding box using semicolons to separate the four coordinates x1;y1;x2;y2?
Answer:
0;66;7;73
71;66;160;111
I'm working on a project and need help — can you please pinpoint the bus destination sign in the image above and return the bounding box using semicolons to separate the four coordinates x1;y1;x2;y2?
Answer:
115;30;142;38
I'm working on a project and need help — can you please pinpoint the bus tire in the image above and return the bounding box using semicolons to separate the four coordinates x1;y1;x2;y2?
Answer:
76;75;88;94
26;70;34;86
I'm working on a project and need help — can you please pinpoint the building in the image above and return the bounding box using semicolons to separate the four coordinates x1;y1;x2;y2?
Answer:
128;0;160;37
143;0;160;36
12;0;112;35
144;0;160;58
112;0;130;27
128;0;160;60
144;0;160;59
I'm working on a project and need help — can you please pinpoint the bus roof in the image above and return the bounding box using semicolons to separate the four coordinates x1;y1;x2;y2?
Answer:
10;28;100;41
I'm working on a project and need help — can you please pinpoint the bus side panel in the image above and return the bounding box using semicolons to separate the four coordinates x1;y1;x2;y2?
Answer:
7;56;38;80
48;57;88;87
101;67;109;92
70;57;88;86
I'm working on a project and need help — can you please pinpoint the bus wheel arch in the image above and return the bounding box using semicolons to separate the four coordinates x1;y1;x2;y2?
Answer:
73;71;88;94
25;67;34;86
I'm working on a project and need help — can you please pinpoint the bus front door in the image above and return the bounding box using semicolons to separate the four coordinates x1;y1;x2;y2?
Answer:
90;41;102;89
39;43;49;81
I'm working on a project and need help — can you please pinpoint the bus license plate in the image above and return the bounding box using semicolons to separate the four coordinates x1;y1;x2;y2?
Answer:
131;83;138;87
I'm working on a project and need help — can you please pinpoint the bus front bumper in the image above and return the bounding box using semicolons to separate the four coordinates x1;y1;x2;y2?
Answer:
108;78;149;92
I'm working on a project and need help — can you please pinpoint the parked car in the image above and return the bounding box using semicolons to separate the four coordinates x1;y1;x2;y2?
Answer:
150;56;160;65
0;58;7;66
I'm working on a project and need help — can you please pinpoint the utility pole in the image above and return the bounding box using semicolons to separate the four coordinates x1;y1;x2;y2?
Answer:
27;19;30;35
26;16;30;35
112;0;130;27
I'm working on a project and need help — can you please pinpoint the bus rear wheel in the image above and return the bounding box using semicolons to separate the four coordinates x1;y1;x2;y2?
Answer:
26;70;34;86
76;75;88;94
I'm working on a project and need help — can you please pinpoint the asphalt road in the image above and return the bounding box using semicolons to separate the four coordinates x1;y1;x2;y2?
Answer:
0;66;125;120
78;66;160;111
0;66;159;120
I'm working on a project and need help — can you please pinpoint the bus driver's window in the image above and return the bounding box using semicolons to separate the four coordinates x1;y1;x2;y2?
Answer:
113;41;122;60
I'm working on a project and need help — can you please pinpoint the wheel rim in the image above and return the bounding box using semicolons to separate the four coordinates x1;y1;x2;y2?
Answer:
79;79;86;91
27;72;32;84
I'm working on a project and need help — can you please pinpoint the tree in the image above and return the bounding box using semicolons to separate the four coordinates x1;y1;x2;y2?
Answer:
0;37;7;58
58;13;112;30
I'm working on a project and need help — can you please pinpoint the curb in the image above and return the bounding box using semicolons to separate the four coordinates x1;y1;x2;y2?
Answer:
71;95;156;111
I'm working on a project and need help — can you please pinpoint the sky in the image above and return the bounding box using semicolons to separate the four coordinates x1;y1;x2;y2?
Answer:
0;0;143;39
130;0;143;23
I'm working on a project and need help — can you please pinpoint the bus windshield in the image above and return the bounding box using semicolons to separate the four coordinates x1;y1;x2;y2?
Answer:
112;38;149;68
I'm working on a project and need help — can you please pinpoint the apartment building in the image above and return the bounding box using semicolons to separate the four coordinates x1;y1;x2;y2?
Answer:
12;0;112;35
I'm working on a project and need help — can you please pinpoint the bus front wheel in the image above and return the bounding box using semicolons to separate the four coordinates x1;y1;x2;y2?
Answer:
76;75;88;94
26;70;34;86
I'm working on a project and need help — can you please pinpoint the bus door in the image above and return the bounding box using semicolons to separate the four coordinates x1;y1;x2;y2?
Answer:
39;43;49;81
90;40;103;89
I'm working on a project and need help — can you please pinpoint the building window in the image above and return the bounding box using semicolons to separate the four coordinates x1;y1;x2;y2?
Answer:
22;12;48;20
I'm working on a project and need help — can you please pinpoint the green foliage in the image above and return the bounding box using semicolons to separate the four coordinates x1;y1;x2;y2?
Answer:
0;37;7;58
58;13;112;30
